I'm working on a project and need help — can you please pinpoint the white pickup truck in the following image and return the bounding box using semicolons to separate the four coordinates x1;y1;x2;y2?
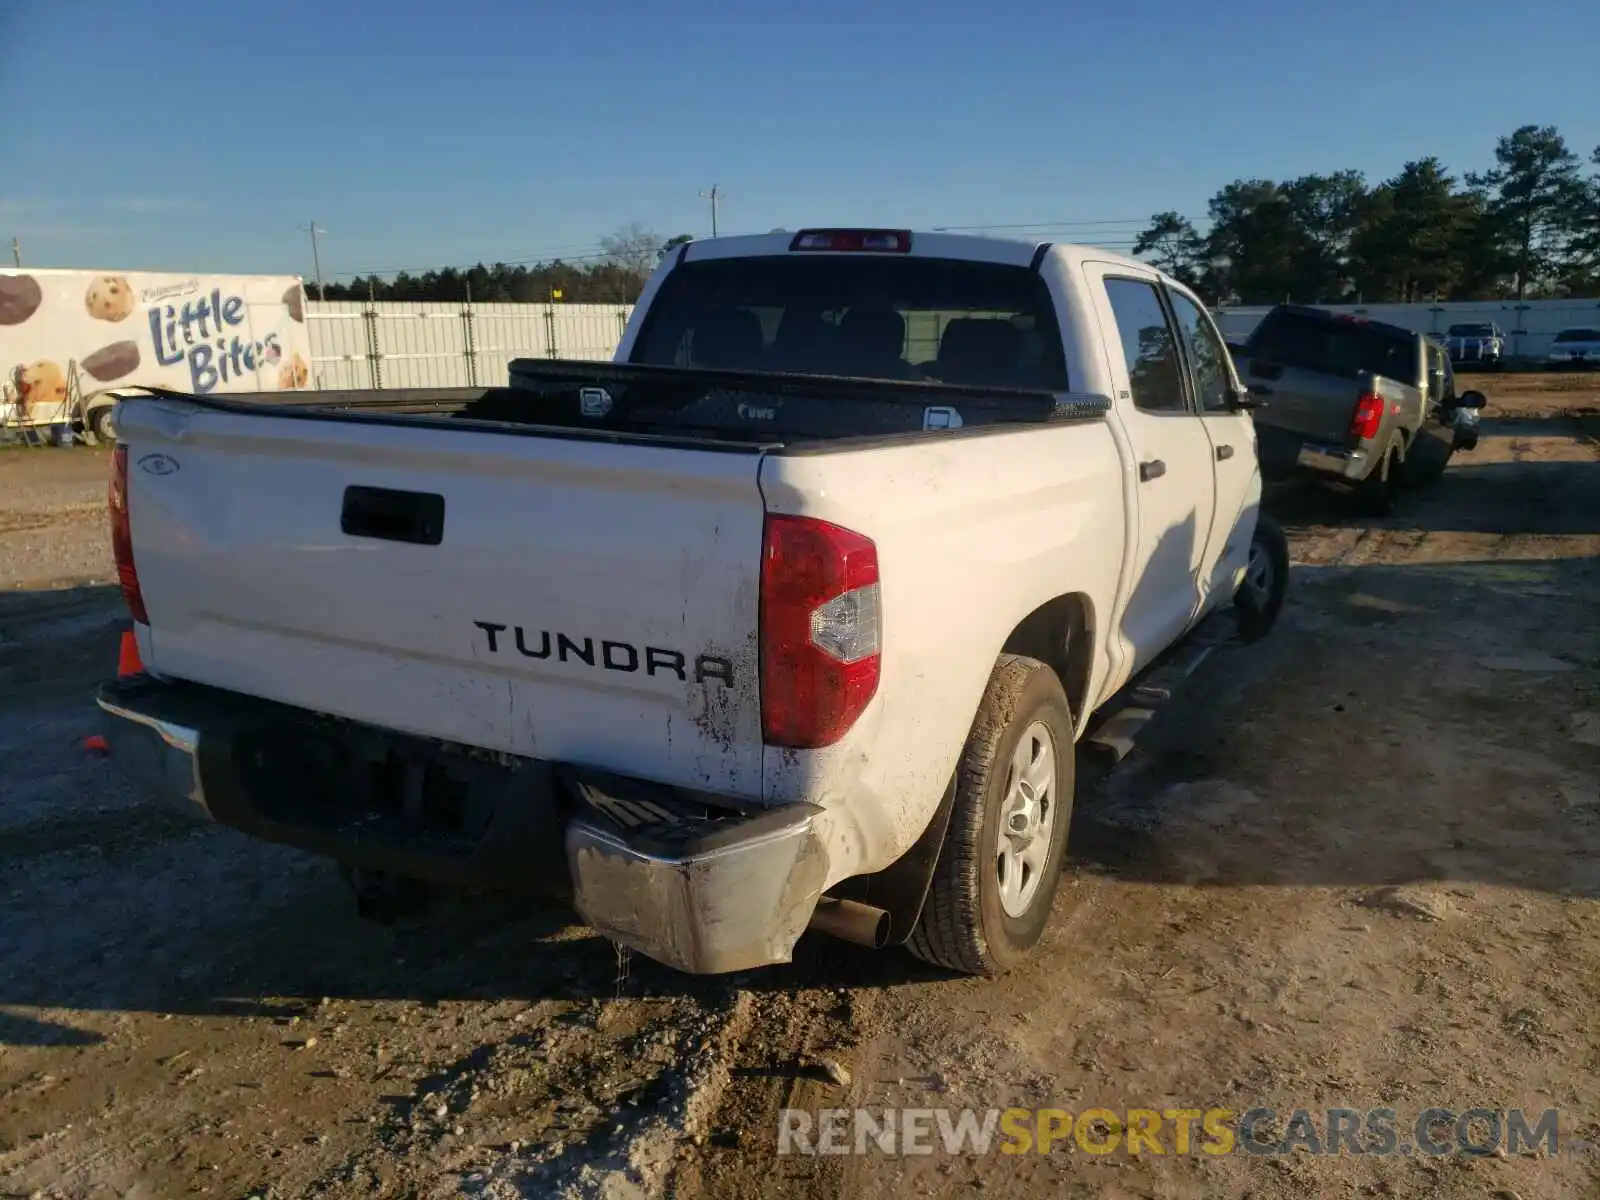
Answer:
98;229;1287;976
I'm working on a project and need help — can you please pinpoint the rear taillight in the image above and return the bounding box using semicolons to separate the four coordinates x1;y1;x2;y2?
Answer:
760;514;881;749
1350;393;1385;440
108;444;149;624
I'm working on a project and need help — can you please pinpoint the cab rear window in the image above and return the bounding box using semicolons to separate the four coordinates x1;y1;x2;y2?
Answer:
1247;310;1415;381
631;256;1068;392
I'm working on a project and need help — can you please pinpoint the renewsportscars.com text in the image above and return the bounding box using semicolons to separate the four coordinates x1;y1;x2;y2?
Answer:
777;1106;1565;1158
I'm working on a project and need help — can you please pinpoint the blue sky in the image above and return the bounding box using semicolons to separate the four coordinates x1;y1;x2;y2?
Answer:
3;0;1598;281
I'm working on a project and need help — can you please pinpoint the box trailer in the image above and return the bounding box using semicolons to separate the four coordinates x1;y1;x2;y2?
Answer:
0;269;312;442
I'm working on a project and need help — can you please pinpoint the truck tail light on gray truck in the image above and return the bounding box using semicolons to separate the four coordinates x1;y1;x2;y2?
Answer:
760;514;881;749
1349;392;1386;440
95;229;1292;978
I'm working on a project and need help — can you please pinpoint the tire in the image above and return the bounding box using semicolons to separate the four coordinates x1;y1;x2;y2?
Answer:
1234;512;1289;643
1354;445;1402;517
87;405;116;445
907;655;1075;975
1409;453;1451;486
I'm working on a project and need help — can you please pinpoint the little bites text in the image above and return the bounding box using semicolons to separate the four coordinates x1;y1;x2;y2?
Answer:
147;287;281;394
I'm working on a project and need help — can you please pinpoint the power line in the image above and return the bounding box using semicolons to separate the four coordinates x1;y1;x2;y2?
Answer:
934;217;1152;232
933;217;1213;239
498;239;620;262
327;219;1158;283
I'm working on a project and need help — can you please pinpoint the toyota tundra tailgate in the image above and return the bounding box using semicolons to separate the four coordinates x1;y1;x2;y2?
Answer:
116;396;766;796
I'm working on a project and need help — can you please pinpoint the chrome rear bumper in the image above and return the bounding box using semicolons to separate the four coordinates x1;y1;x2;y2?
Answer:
565;774;828;974
96;677;831;975
1296;443;1370;480
97;692;209;819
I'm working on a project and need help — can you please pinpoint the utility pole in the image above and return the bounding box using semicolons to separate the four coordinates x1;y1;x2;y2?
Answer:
300;221;327;300
10;237;19;268
699;185;722;238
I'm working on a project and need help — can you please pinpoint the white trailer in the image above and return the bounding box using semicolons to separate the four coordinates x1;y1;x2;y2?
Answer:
0;269;312;442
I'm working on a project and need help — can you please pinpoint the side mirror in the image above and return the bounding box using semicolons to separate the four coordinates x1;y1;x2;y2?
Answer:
1226;385;1262;411
1456;390;1487;409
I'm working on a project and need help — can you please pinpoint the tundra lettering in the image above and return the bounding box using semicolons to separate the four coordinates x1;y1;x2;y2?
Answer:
602;641;638;671
472;621;734;687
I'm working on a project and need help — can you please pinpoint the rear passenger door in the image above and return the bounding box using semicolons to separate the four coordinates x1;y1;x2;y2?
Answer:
1165;287;1261;611
1084;265;1219;670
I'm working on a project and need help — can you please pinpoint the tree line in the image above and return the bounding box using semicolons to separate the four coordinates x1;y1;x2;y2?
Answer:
320;226;693;304
1135;124;1600;305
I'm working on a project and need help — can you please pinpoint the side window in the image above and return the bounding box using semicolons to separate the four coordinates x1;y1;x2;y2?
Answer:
1167;291;1232;412
1102;278;1187;413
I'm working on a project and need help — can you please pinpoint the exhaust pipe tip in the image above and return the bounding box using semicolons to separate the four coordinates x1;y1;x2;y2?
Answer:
807;897;891;949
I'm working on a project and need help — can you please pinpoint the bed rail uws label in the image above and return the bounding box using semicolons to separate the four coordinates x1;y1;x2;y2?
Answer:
504;359;1111;439
110;362;1111;446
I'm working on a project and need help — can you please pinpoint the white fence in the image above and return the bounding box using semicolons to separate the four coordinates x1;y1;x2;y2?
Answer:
306;301;635;390
1213;297;1600;361
314;295;1600;390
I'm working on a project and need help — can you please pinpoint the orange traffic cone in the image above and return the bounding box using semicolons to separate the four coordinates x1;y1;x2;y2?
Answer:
117;629;144;678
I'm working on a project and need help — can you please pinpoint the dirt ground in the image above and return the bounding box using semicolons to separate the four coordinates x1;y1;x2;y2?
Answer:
1;375;1597;1200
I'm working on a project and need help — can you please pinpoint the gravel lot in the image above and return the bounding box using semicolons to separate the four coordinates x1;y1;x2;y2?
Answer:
2;377;1597;1200
0;447;116;593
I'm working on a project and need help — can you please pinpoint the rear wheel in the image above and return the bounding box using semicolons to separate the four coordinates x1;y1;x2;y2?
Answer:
908;655;1075;975
1408;449;1451;486
87;405;116;445
1235;513;1289;643
1354;445;1402;517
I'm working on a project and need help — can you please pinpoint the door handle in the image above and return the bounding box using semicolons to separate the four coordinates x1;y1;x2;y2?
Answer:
341;485;445;545
1139;459;1166;482
1215;444;1235;461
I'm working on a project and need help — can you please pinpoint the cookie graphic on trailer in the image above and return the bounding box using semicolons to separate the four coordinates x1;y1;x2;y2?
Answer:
82;341;142;383
85;275;135;322
278;353;309;389
17;360;68;420
0;274;43;325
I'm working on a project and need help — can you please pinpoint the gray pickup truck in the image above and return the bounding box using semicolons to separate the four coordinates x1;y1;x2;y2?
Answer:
1444;321;1507;370
1232;305;1485;516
